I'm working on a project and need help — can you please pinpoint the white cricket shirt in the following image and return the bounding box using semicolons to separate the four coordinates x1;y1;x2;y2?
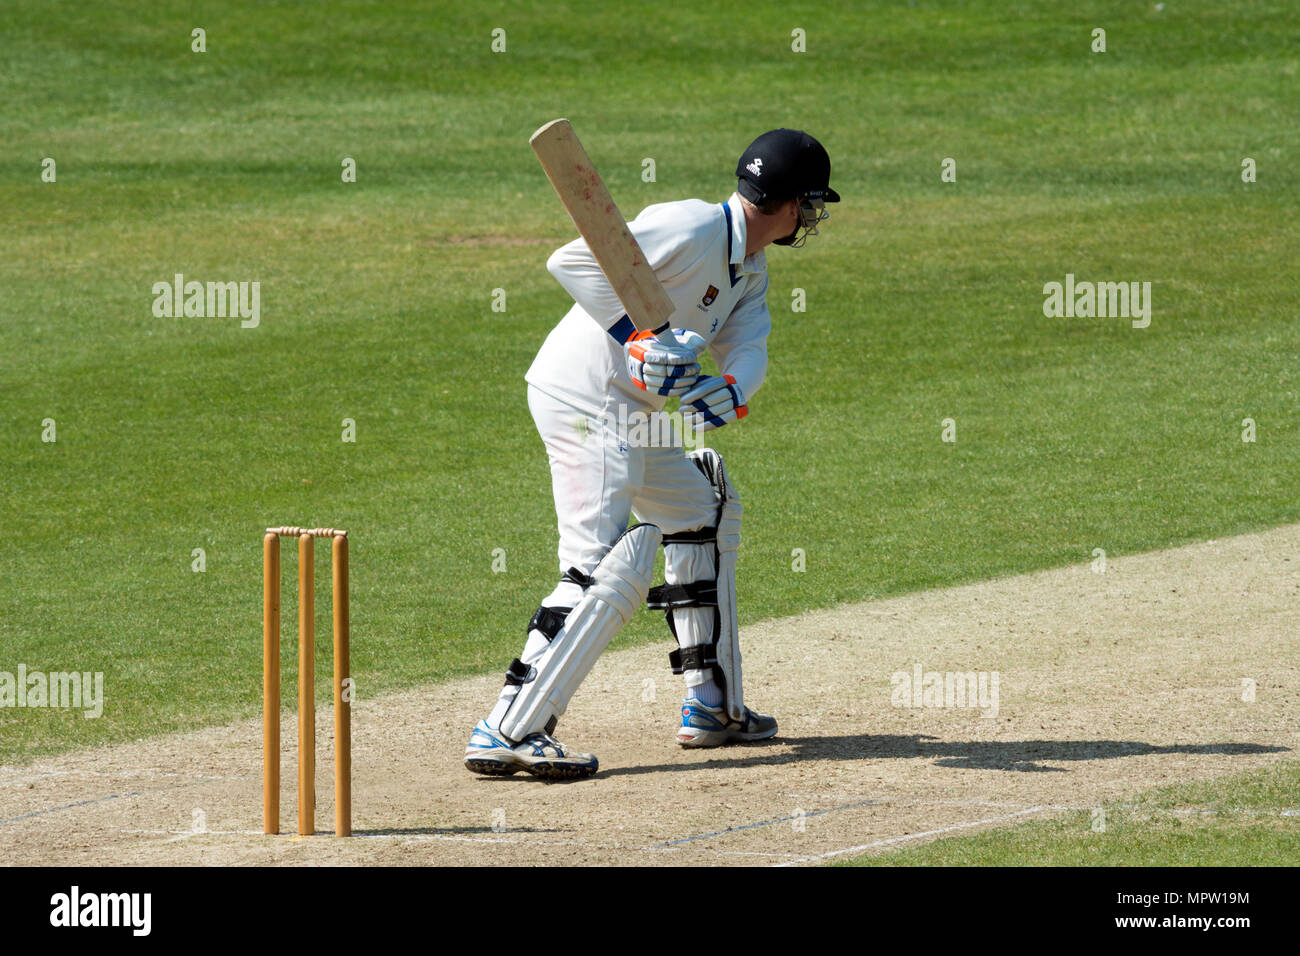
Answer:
526;192;772;418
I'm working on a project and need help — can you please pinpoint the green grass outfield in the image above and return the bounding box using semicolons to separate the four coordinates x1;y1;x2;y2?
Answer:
839;760;1300;866
2;1;1298;761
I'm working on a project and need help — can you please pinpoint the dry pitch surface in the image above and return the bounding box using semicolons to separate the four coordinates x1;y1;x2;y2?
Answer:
3;526;1296;866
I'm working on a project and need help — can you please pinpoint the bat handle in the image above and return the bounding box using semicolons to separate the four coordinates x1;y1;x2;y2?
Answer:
650;324;677;347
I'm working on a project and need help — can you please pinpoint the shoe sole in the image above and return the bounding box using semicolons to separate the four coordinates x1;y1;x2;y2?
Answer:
464;756;523;776
678;725;778;748
521;760;598;780
464;756;598;780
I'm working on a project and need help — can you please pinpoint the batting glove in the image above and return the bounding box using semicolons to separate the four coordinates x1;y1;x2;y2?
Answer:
681;374;748;432
626;328;705;397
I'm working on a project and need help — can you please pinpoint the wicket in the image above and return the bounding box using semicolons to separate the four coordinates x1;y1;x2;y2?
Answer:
263;526;351;836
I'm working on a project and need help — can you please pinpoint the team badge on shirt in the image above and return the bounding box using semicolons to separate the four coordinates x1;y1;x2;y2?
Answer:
702;285;719;306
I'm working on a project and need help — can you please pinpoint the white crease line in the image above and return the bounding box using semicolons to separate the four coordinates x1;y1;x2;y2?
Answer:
122;829;262;836
111;799;1300;860
116;828;801;859
1125;806;1300;817
387;834;803;860
653;847;802;859
122;829;265;847
132;828;570;849
778;795;1080;810
380;834;797;857
774;806;1051;867
1;769;243;786
774;795;1300;817
380;833;620;850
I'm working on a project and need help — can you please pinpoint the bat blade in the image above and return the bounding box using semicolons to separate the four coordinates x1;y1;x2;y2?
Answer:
530;119;675;341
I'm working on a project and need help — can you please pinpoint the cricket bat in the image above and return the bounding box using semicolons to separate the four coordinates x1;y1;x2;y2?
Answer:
530;118;676;345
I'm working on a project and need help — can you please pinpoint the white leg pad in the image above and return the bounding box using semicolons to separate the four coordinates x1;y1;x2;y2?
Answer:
657;449;744;721
695;450;744;722
715;547;742;721
499;523;662;741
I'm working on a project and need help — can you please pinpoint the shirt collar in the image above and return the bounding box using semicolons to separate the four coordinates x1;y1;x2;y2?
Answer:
725;192;766;277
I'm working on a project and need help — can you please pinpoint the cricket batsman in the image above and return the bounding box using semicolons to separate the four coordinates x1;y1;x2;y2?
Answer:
465;129;839;778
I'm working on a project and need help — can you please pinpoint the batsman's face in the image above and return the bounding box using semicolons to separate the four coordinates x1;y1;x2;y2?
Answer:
773;197;828;248
770;199;800;247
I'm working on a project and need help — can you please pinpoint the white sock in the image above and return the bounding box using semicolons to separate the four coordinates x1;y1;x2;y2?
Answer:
688;678;723;707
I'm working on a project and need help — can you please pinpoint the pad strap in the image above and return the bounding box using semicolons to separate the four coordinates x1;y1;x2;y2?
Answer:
527;605;572;640
647;580;718;609
669;645;718;674
561;567;595;590
662;526;716;545
504;658;536;686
